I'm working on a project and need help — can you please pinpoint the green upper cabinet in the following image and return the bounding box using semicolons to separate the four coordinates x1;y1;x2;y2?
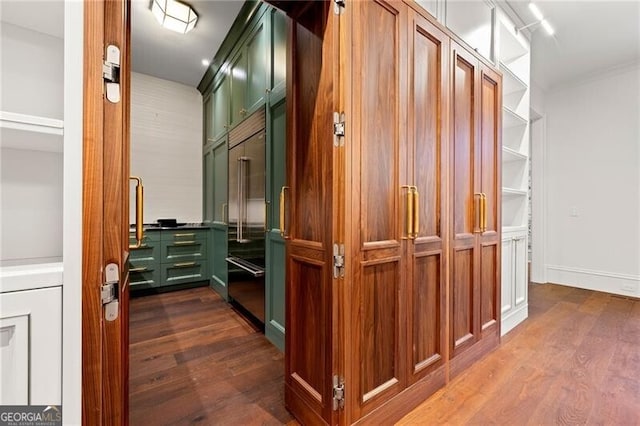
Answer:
245;18;267;113
212;74;230;142
203;93;214;144
269;8;287;94
229;49;247;128
203;145;214;223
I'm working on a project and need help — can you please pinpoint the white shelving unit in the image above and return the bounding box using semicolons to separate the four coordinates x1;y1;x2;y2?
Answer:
497;10;530;336
0;2;64;406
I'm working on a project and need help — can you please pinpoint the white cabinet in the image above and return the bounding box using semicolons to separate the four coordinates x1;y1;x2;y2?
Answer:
0;287;62;405
501;231;528;335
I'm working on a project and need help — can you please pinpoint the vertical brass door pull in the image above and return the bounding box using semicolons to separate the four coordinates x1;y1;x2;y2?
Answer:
279;186;290;238
129;176;144;249
402;185;414;239
412;187;420;238
482;193;488;231
474;193;482;233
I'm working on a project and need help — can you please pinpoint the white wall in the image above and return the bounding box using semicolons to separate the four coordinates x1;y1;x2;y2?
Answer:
130;72;203;223
544;64;640;296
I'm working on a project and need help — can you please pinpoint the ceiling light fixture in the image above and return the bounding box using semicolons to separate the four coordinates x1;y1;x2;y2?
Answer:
151;0;198;34
515;2;554;36
201;59;210;67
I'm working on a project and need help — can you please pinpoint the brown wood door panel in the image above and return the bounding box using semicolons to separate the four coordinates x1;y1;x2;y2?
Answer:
285;1;338;424
406;11;449;385
83;0;130;424
480;243;498;333
449;42;480;360
346;0;408;420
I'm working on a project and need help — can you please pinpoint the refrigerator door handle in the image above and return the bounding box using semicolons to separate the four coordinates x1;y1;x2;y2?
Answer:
225;256;265;277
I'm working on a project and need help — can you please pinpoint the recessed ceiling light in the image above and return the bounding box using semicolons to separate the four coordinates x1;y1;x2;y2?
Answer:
528;3;544;21
151;0;198;34
201;59;210;67
541;19;555;36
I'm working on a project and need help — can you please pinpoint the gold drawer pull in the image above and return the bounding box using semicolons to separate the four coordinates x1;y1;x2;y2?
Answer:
174;241;197;245
174;233;195;238
173;262;197;268
130;267;148;273
130;243;148;249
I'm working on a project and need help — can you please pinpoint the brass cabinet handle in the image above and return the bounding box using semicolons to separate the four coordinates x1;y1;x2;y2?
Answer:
482;193;488;231
130;267;148;273
173;262;197;268
129;176;144;249
402;185;416;239
279;186;289;238
173;240;197;245
475;193;482;233
413;187;420;238
174;233;195;238
240;108;247;116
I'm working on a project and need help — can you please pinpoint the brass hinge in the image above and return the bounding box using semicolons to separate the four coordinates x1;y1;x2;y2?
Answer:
333;0;345;15
332;375;345;410
333;243;345;279
102;263;120;321
333;112;345;147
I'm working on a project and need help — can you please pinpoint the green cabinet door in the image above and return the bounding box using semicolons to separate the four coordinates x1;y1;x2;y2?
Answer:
229;49;247;127
210;138;229;299
212;74;230;142
203;93;214;144
245;17;267;113
203;145;214;223
265;96;286;351
269;8;287;94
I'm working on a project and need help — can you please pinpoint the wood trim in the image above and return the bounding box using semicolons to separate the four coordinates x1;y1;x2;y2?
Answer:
82;1;105;423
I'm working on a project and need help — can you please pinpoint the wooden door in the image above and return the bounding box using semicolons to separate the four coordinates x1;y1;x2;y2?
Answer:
478;64;501;340
344;0;408;421
449;41;480;360
284;1;340;424
83;0;131;424
406;10;449;386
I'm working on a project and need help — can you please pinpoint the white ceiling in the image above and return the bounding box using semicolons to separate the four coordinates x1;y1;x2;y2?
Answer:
131;0;244;87
506;0;640;90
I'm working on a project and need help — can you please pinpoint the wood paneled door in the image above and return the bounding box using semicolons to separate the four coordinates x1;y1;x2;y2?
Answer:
82;0;131;424
283;2;341;425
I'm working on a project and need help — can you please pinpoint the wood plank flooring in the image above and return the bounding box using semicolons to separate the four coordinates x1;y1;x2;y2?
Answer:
130;284;639;425
129;287;293;425
398;283;640;425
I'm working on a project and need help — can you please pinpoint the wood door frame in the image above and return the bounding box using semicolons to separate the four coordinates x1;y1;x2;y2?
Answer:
82;0;131;424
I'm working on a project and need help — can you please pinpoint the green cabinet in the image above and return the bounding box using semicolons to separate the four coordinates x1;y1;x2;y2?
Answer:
129;228;209;293
269;8;287;94
212;74;230;142
229;49;247;128
203;93;214;144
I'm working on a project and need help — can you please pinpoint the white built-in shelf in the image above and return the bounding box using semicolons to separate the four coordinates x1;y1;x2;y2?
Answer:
502;187;528;197
499;62;528;95
502;225;528;234
498;20;528;64
502;146;527;162
502;106;528;129
0;111;64;153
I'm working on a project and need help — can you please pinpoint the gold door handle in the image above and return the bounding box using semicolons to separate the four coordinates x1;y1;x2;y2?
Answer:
129;176;144;249
402;185;415;239
279;186;289;238
173;262;197;268
482;193;488;232
475;193;482;233
413;187;420;238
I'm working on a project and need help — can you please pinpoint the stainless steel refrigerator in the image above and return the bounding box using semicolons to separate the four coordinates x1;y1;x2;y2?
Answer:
226;127;266;328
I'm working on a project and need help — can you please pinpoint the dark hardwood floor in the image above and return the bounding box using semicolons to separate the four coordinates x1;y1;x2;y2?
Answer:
129;287;293;425
130;284;639;425
398;283;640;425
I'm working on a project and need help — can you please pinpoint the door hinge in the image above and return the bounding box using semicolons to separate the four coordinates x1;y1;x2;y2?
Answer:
102;44;121;103
333;0;345;15
333;243;345;279
332;375;345;410
333;112;345;147
102;263;120;321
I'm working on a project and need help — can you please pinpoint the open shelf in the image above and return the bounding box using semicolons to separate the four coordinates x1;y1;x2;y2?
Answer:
502;187;528;197
503;146;527;162
499;62;527;96
498;20;528;64
502;106;528;129
0;111;64;152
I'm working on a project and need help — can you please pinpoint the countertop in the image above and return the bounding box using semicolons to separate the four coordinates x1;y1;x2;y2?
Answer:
129;223;211;231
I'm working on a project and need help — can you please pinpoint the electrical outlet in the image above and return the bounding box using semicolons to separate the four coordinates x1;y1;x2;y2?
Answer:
570;206;578;217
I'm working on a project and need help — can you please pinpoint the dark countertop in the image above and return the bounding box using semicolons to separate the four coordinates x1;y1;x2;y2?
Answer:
129;223;211;232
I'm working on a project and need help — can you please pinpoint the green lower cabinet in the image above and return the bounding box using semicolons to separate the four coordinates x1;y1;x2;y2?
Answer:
265;230;285;351
129;259;161;290
161;260;208;287
210;223;228;300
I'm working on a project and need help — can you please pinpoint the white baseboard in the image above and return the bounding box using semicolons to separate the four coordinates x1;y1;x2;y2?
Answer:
546;265;640;298
501;303;528;336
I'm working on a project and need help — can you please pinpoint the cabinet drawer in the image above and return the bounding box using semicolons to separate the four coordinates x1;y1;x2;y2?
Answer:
128;259;161;290
160;229;208;243
161;261;208;286
129;240;159;262
161;239;207;263
129;230;160;243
